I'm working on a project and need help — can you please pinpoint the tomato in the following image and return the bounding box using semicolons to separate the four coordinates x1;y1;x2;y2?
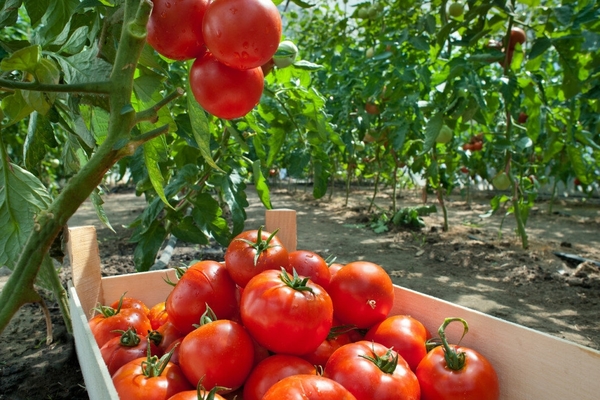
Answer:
89;304;152;348
492;172;511;191
300;324;353;368
262;375;357;400
101;329;162;376
240;269;333;355
189;52;264;120
327;261;394;329
156;320;185;356
112;354;193;400
178;312;255;392
202;0;282;70
416;318;499;400
148;301;169;330
462;143;473;151
448;2;464;18
364;315;431;371
508;26;526;49
324;341;420;400
365;102;380;115
436;125;453;144
165;260;238;335
224;227;290;288
110;296;150;316
167;386;227;400
471;140;483;151
460;166;469;174
287;249;331;290
517;112;528;124
147;0;209;61
328;262;345;277
243;354;317;400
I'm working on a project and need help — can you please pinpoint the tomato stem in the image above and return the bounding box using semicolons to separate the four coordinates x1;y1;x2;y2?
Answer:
279;268;314;293
236;226;282;266
437;317;469;371
359;344;399;374
116;327;141;347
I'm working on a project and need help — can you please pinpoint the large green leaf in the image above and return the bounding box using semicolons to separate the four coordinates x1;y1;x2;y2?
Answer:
252;159;272;210
23;0;49;27
422;111;444;154
212;170;248;236
24;111;56;173
0;0;22;29
0;162;52;269
191;193;231;247
143;136;171;208
132;219;167;272
0;45;40;72
53;44;112;84
186;81;222;172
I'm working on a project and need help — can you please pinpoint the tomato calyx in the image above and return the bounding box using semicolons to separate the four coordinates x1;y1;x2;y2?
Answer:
327;324;356;340
113;327;142;347
193;304;219;329
437;317;469;370
279;268;314;294
236;226;282;266
141;338;177;378
359;344;399;374
93;292;127;317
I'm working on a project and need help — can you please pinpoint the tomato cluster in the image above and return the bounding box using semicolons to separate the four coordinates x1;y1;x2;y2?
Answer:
89;227;499;400
462;133;483;152
147;0;283;120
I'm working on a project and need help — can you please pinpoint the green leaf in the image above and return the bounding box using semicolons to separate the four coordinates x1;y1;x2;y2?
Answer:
143;136;172;208
171;216;209;244
252;159;272;209
528;37;552;59
566;144;589;184
191;193;231;247
24;111;56;173
290;0;314;9
312;157;329;199
0;0;22;29
0;162;52;270
422;112;444;153
90;188;115;233
132;219;167;272
52;44;112;84
39;0;80;39
23;0;49;27
291;60;323;71
186;83;223;172
1;91;35;126
212;170;248;236
58;25;89;54
0;45;40;72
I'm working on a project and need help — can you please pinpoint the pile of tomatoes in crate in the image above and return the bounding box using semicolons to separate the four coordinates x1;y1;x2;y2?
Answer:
146;0;293;120
88;227;499;400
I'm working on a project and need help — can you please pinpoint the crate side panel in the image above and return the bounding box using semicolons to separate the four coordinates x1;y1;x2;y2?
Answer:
68;282;119;400
100;269;177;308
67;226;103;318
391;285;600;400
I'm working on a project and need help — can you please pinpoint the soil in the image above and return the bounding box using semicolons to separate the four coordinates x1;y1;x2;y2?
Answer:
1;183;599;399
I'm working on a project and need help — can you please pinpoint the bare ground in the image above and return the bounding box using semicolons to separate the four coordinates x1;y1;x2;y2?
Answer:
1;184;599;399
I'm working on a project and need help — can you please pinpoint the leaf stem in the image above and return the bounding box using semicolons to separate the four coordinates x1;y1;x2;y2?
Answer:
0;79;113;94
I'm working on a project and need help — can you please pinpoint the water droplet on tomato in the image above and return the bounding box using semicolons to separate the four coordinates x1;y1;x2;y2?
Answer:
216;31;222;38
166;2;171;7
229;7;238;14
160;12;167;18
242;42;249;49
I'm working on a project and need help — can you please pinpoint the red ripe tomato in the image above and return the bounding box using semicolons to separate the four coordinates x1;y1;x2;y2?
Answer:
100;329;162;376
146;0;209;61
189;52;264;120
110;296;150;316
156;320;185;356
148;301;169;330
365;102;380;115
364;315;431;371
415;317;499;400
328;262;345;277
471;141;483;151
243;354;317;400
168;387;227;400
517;111;528;124
165;260;238;335
262;374;357;400
112;355;193;400
202;0;282;70
508;26;526;49
324;340;420;400
287;249;332;289
300;324;352;368
327;261;394;329
224;227;290;288
179;317;255;392
89;305;152;348
240;269;333;355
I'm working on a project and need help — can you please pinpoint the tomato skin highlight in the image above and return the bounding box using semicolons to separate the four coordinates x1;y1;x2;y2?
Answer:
147;0;209;61
327;261;394;329
189;53;264;120
112;357;193;400
243;354;317;400
287;249;332;290
202;0;282;70
364;314;431;371
262;374;357;400
224;229;290;288
416;344;500;400
240;269;333;355
178;319;255;392
324;341;420;400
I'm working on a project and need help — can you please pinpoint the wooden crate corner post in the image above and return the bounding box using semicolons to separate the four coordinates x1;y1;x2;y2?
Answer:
265;208;297;252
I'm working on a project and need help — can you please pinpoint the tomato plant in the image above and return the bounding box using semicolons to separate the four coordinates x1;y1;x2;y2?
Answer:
324;340;420;400
146;0;209;61
243;354;317;400
262;374;357;400
189;52;264;120
327;261;394;329
416;318;499;400
202;0;282;70
240;268;333;355
166;260;238;335
224;227;290;288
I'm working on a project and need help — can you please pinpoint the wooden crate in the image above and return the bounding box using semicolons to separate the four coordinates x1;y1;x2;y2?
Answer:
67;210;600;400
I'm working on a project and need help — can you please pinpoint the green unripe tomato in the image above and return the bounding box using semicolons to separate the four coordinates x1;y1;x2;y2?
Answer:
448;2;464;17
273;40;298;69
435;125;453;144
357;8;369;19
366;47;375;58
368;6;380;19
492;172;511;191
